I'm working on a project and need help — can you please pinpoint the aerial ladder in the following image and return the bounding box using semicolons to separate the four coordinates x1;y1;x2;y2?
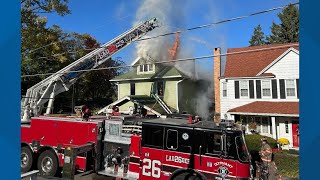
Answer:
21;18;159;122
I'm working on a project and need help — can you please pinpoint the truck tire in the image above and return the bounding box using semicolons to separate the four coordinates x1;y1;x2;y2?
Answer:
21;146;33;173
170;170;205;180
37;150;58;177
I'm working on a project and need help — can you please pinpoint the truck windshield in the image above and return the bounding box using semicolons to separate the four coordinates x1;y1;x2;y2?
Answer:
235;136;249;163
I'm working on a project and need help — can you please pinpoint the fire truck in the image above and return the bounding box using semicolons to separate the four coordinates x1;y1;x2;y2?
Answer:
21;115;253;180
20;17;254;179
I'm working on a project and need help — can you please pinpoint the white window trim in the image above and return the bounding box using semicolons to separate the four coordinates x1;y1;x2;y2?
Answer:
239;80;249;98
285;79;297;99
137;64;155;74
222;82;227;97
261;80;272;98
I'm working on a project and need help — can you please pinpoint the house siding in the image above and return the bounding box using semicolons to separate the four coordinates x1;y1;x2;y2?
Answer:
118;83;134;111
220;50;299;120
220;48;299;147
163;80;178;112
135;82;153;95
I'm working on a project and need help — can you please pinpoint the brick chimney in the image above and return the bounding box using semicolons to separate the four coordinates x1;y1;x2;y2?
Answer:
213;47;221;123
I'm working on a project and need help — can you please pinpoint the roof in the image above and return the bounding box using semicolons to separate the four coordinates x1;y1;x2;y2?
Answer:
228;101;299;117
111;64;187;81
223;43;299;78
143;118;243;132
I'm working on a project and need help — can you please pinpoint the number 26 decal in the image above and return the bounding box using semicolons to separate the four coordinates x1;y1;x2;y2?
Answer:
142;158;161;178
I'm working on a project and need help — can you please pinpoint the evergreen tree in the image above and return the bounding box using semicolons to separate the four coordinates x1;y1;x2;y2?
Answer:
266;4;299;44
249;25;266;46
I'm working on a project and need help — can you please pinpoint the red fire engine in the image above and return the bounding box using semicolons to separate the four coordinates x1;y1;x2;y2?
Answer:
20;17;254;180
21;115;253;180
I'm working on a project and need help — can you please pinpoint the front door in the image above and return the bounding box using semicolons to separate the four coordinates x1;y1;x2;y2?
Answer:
292;120;299;147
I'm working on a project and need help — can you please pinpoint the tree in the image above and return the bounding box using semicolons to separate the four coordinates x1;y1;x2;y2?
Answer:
249;25;266;46
266;4;299;44
21;0;127;113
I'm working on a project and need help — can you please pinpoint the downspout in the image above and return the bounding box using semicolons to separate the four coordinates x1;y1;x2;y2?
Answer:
176;78;185;113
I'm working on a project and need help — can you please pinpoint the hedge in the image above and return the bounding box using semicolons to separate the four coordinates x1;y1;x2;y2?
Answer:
244;134;278;152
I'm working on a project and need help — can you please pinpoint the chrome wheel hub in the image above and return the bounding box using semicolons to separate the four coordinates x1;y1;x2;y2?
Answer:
41;157;53;173
21;152;29;168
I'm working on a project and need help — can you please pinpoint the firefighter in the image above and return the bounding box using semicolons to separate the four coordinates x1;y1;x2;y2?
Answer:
81;105;92;121
259;137;280;180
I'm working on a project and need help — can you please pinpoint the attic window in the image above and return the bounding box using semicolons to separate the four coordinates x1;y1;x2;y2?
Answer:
139;64;153;72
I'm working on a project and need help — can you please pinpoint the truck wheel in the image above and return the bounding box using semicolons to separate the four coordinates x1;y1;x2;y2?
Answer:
21;146;33;173
170;170;205;180
37;150;58;176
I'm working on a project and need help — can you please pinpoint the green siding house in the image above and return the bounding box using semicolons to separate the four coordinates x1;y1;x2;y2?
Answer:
98;57;208;116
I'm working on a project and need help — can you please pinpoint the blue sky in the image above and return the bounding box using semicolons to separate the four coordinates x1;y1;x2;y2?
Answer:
45;0;298;74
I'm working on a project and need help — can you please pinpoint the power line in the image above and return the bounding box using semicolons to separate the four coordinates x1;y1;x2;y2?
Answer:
135;2;299;41
22;2;299;57
21;43;299;78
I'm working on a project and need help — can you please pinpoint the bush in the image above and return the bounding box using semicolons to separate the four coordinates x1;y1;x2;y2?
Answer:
274;153;299;178
278;138;290;146
244;134;278;152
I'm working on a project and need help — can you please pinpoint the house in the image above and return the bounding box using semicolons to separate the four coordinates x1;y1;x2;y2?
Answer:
98;56;209;117
214;43;299;148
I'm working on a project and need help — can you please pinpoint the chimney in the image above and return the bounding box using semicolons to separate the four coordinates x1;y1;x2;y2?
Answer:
213;47;221;123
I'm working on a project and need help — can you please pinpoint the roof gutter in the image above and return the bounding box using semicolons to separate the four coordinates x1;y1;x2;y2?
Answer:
220;76;275;80
228;112;299;117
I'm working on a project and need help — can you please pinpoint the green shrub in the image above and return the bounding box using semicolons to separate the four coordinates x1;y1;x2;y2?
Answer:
274;153;299;178
244;134;278;152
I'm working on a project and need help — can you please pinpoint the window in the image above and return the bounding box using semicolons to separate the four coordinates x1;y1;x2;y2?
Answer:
139;64;154;73
143;126;163;148
286;80;296;97
261;117;269;133
156;81;164;96
261;80;271;97
285;121;289;133
166;129;178;150
223;82;227;97
240;80;249;97
109;124;120;136
235;136;249;163
130;83;135;95
206;133;222;155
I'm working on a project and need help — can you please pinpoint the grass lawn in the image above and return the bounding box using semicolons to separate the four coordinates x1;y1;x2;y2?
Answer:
274;152;299;178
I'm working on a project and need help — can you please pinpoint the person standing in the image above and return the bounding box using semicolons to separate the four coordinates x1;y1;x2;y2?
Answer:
259;138;280;180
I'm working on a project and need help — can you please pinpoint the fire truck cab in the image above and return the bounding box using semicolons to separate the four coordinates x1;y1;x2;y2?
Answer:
97;117;253;180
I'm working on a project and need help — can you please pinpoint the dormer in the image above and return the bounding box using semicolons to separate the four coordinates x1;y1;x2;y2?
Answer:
131;57;156;75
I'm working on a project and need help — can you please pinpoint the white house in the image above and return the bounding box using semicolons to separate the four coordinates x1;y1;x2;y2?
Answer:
215;43;299;148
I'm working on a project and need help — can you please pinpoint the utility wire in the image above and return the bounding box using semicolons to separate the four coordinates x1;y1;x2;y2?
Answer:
22;2;299;57
21;43;299;78
135;2;299;41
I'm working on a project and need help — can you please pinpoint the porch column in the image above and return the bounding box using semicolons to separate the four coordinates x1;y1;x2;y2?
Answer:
271;117;277;139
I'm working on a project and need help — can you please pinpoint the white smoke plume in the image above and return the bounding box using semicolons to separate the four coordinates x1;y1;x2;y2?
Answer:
134;0;186;62
134;0;219;120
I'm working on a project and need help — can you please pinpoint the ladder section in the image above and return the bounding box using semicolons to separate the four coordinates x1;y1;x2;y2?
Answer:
21;18;159;121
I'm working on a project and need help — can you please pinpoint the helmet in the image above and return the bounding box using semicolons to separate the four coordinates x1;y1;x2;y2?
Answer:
261;137;267;142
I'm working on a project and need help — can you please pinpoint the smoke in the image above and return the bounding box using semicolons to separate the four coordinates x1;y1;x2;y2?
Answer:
134;0;219;120
134;0;185;62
